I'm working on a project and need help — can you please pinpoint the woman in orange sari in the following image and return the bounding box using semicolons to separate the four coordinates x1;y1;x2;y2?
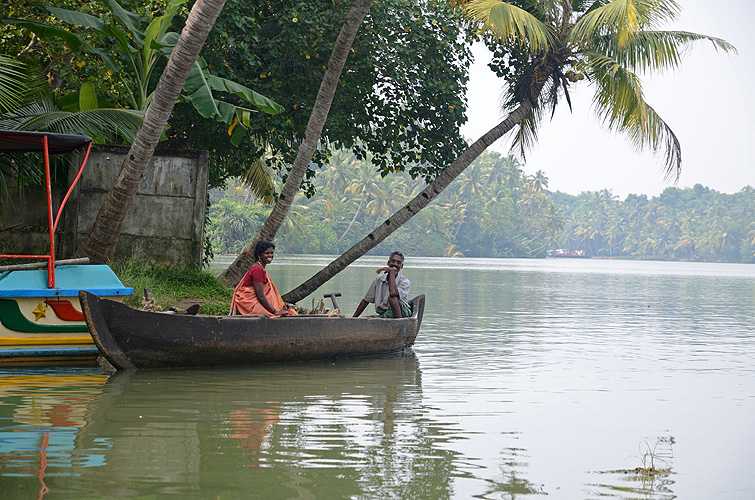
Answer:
230;241;297;317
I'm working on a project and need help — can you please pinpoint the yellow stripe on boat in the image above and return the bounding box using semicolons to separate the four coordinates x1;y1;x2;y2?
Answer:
0;336;94;345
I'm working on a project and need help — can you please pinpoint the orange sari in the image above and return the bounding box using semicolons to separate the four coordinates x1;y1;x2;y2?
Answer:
230;268;297;317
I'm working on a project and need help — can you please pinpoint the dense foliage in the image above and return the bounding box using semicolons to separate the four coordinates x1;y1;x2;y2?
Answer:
208;151;755;264
551;186;755;263
162;0;473;190
3;0;472;190
208;149;563;258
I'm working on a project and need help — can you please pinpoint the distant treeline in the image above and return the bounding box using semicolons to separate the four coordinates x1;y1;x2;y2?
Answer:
207;150;755;263
551;185;755;263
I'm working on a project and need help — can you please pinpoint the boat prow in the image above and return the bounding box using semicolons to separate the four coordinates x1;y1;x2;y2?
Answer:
79;291;425;370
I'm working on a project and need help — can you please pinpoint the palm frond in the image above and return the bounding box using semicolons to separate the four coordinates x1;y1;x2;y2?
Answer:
237;134;276;205
508;92;545;159
0;99;59;130
578;0;613;16
241;155;276;205
0;100;143;143
466;0;554;53
587;53;680;180
570;0;681;47
45;108;144;142
589;30;736;73
0;56;28;114
0;56;46;115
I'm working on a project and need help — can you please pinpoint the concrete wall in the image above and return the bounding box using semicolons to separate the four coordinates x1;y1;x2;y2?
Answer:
1;146;208;268
0;186;64;256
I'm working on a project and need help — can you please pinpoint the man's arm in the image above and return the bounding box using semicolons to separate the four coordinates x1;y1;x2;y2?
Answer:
353;299;369;317
386;268;402;318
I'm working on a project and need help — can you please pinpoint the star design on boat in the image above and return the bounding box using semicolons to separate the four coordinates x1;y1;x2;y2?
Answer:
32;303;48;321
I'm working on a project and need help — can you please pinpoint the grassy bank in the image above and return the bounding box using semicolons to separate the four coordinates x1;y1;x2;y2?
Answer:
112;259;233;315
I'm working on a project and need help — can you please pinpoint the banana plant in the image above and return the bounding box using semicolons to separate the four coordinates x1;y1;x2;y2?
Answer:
5;0;281;143
155;31;282;146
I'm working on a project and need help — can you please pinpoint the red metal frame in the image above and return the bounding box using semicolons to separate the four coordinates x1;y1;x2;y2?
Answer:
0;134;93;288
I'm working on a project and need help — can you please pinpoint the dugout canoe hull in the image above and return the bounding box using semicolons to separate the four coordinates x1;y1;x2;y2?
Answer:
79;291;424;370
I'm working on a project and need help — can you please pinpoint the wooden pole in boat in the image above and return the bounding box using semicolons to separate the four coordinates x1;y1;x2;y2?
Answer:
324;293;342;312
0;257;91;273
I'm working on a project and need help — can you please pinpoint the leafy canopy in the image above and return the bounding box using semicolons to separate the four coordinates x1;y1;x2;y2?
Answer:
166;0;474;193
4;0;282;145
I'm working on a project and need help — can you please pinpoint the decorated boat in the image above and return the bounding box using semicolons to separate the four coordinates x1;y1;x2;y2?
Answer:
79;291;425;370
0;130;133;366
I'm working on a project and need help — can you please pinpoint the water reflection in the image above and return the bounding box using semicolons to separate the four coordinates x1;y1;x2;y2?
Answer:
0;368;108;499
3;257;755;499
1;355;472;499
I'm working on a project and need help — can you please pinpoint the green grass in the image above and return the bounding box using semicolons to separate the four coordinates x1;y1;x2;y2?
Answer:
112;258;233;315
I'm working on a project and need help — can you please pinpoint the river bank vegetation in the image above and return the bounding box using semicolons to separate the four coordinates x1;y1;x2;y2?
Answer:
208;150;755;264
3;1;744;274
112;257;232;315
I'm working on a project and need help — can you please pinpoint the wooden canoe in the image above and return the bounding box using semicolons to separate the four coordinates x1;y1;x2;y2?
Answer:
79;291;425;370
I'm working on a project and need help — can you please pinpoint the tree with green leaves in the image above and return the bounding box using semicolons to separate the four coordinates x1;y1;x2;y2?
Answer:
0;9;143;144
216;0;472;285
208;148;563;259
5;0;281;140
2;0;287;263
281;0;735;303
72;0;231;263
217;0;374;284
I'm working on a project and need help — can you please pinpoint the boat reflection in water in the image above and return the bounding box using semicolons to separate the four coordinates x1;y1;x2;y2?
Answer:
0;368;109;498
1;354;477;499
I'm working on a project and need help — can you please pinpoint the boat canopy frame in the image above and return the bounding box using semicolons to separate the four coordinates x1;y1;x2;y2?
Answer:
0;130;94;288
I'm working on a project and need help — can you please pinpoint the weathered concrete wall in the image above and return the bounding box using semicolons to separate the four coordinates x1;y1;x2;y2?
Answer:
1;146;208;268
0;186;64;256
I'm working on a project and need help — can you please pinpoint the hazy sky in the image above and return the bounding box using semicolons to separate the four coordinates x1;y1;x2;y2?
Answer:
460;0;754;199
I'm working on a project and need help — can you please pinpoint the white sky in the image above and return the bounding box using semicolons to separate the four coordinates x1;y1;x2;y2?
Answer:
460;0;755;199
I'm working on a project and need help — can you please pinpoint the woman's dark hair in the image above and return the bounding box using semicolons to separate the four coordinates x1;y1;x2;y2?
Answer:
254;240;275;262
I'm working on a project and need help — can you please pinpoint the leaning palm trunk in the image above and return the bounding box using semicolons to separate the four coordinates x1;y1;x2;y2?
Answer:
74;0;227;263
339;196;366;242
219;0;374;286
281;0;737;303
282;97;535;303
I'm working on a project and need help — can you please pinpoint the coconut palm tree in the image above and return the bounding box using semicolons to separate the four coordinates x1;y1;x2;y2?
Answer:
219;0;374;285
282;0;734;302
366;176;407;219
530;170;548;193
340;161;383;241
321;150;358;195
74;0;228;263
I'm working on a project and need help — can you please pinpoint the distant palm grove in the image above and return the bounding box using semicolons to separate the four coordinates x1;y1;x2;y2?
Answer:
208;150;755;264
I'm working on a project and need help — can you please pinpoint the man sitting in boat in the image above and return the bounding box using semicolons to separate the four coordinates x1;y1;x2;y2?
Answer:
353;251;411;318
231;241;297;317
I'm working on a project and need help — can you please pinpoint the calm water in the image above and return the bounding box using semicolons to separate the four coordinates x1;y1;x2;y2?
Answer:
2;256;754;499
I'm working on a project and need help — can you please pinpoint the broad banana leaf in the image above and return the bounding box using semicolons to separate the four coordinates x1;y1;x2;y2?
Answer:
78;82;99;111
1;18;84;51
